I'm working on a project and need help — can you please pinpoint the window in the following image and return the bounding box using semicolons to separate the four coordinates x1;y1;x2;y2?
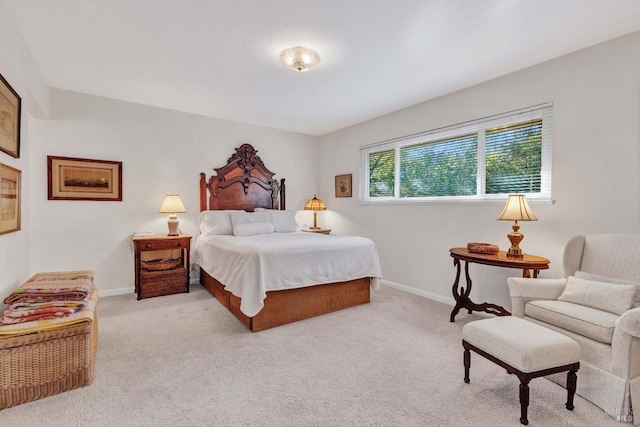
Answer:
360;103;552;202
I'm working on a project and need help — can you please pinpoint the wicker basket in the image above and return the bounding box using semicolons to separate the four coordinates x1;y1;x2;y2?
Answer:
140;258;181;271
0;310;98;410
139;266;187;298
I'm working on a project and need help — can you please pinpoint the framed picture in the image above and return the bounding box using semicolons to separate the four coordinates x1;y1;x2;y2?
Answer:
0;73;21;158
335;174;352;197
0;163;21;235
48;156;123;201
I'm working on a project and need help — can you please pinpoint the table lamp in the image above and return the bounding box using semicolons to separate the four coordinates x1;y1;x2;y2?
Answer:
304;195;326;229
159;194;186;236
497;194;537;257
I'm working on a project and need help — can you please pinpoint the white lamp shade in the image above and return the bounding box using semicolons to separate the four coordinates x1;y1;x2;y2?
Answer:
159;194;186;214
497;194;537;222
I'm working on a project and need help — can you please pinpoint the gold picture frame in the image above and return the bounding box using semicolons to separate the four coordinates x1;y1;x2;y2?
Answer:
335;174;352;198
48;156;123;201
0;73;21;159
0;163;21;235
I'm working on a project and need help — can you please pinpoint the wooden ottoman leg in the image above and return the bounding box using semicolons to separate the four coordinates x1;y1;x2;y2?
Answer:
463;341;471;383
519;376;531;425
566;365;578;411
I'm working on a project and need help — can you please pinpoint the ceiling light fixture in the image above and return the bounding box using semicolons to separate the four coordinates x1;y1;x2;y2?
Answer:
279;46;321;72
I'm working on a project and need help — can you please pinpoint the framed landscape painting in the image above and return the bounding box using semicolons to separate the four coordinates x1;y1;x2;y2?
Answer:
0;163;21;235
48;156;123;201
0;73;21;158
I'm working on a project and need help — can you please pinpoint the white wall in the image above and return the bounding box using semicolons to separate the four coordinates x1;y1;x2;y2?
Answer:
0;0;49;301
27;89;318;295
318;31;640;310
4;3;640;313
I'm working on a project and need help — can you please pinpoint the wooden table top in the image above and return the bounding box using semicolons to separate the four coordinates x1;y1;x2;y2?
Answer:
449;247;550;270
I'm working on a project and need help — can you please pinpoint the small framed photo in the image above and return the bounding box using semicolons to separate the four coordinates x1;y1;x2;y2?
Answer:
48;156;123;201
335;174;352;198
0;73;21;159
0;163;21;235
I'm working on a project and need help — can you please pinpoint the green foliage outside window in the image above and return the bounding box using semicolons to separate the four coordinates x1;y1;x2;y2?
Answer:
485;120;542;194
368;149;395;197
400;134;477;197
367;119;543;199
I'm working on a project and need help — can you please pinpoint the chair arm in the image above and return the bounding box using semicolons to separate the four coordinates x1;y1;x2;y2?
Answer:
507;277;567;318
617;307;640;339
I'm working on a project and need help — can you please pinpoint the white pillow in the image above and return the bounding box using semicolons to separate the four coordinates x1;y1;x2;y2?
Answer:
558;275;636;315
575;271;640;309
230;211;272;228
233;222;275;236
269;210;298;233
198;210;243;236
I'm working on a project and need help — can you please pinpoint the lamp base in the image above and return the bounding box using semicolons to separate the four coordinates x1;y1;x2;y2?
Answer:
310;211;322;230
167;214;180;236
506;246;523;257
506;222;524;258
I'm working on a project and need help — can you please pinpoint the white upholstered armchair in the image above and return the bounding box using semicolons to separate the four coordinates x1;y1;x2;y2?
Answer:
508;234;640;424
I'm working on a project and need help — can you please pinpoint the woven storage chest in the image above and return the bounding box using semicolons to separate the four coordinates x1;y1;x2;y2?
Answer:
0;311;98;410
139;266;187;299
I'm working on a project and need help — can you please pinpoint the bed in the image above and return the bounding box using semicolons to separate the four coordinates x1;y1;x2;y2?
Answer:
196;144;381;331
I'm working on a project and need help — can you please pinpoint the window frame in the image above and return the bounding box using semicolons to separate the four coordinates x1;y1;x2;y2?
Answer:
359;103;552;204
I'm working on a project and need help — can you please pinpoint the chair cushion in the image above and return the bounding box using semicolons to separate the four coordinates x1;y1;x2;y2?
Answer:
574;271;640;309
525;300;618;344
558;275;636;315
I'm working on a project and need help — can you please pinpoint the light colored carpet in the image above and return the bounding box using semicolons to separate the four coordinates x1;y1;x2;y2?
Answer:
2;285;620;426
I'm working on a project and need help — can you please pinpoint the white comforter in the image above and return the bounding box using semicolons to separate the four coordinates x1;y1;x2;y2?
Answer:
193;232;382;317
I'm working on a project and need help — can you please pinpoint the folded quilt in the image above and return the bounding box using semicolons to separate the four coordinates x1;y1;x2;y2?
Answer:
7;300;88;311
3;270;94;305
1;306;77;324
0;284;98;336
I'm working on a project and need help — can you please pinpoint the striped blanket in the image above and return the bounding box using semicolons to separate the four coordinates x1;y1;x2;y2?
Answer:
1;270;94;326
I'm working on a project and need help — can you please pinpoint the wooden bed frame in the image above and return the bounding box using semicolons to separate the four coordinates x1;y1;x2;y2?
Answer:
199;144;371;332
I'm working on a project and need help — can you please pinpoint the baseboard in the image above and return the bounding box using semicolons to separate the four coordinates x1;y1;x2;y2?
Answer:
380;279;456;306
98;280;200;298
98;287;134;298
99;280;454;305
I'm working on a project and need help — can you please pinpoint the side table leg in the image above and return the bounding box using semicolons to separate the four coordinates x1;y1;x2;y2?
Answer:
463;261;473;314
450;258;464;322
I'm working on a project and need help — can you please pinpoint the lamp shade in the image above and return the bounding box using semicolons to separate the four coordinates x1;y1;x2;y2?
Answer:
159;194;186;214
497;194;537;222
304;195;326;211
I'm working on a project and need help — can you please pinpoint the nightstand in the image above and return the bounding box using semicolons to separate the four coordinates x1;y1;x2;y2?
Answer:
301;228;332;235
132;235;191;300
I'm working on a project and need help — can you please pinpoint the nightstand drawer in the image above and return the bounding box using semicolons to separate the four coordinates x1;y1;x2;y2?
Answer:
137;239;189;251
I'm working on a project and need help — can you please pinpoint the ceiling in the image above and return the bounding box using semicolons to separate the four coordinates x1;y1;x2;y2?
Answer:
6;1;640;136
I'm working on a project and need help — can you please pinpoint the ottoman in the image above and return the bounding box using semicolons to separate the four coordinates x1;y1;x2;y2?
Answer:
462;316;581;425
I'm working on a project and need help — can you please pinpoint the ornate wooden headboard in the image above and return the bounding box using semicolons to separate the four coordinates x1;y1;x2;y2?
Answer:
199;144;286;212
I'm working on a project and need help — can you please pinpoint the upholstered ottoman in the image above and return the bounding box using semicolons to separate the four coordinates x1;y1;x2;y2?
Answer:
462;317;581;425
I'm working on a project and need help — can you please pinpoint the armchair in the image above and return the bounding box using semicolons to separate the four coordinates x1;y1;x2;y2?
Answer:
508;233;640;424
